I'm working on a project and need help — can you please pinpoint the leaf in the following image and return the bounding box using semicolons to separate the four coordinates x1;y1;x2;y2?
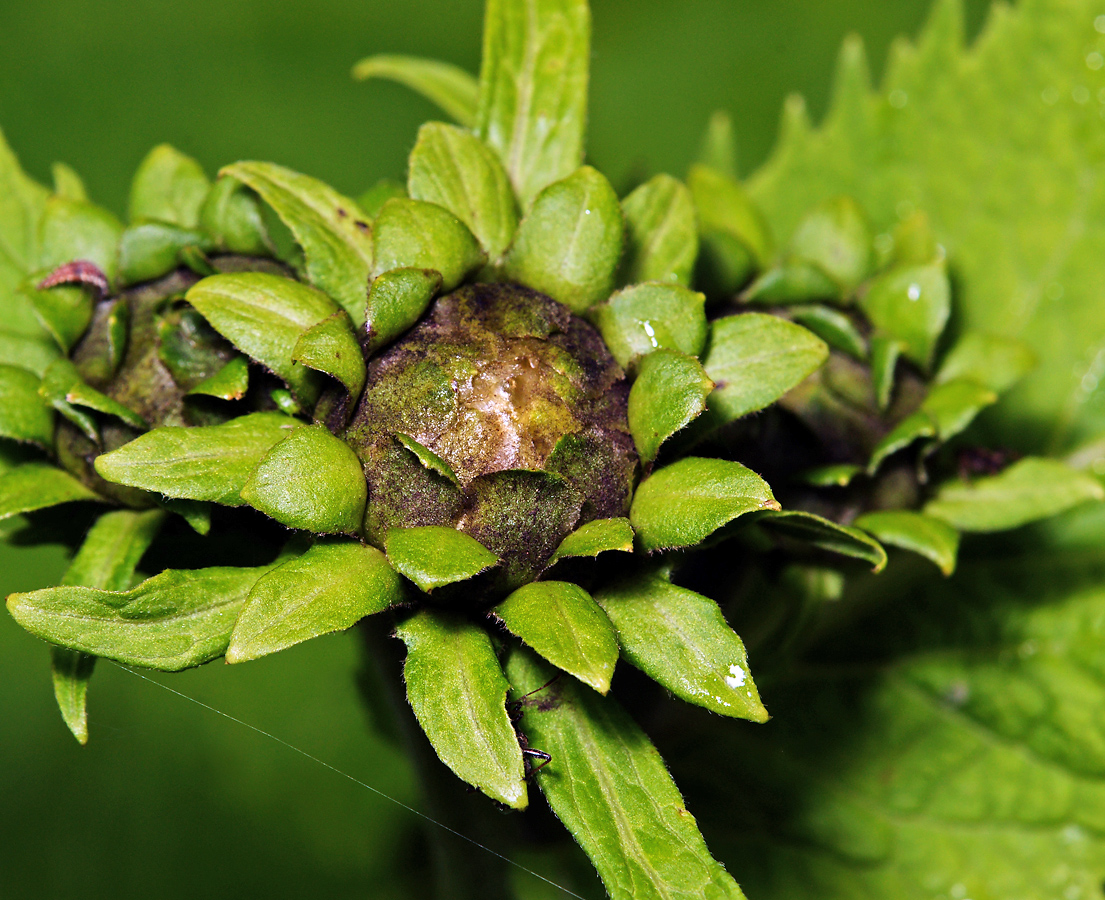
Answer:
696;110;738;179
240;425;367;534
870;335;902;411
620;174;698;287
0;364;53;447
384;525;498;592
741;261;841;306
502;166;624;313
117;221;210;286
396;610;527;809
95;412;299;505
789;305;867;360
628;349;714;465
594;570;767;722
51;162;87;202
919;377;998;441
593;283;708;370
688;163;773;294
407;121;518;261
756;509;888;572
159;498;212;536
40;358;147;430
476;0;589;207
357;178;407;220
185;272;339;404
7;565;272;671
799;463;862;488
547;517;634;566
858;262;950;370
371;197;485;291
936;332;1037;394
854;509;960;576
227;541;402;663
0;126;49;279
21;281;92;353
924;457;1105;533
38;196;123;282
364;267;443;353
631;457;779;552
0;463;99;521
788;195;873;293
291;312;365;400
699;313;828;427
186;355;250;401
221;161;373;324
128;144;210;229
199;174;273;256
505;646;747;900
351;55;479;128
493;580;617;693
50;649;95;746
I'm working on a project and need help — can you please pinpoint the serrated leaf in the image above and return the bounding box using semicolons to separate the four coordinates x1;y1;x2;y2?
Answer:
547;517;633;566
198;175;272;256
854;509;960;576
372;197;485;291
0;462;99;520
0;364;53;447
593;283;708;370
688;163;773;294
505;646;747;899
628;349;713;465
757;509;887;572
620;174;698;287
94;412;298;505
351;55;479;128
494;581;617;693
128;144;210;229
384;525;497;592
40;358;147;430
291;312;365;400
240;425;366;534
936;332;1037;394
397;610;527;809
186;355;250;401
924;457;1105;532
502;166;624;312
364;267;443;353
789;305;867;360
476;0;589;207
631;457;779;552
227;541;402;663
185;272;339;405
38;196;123;283
858;262;950;370
7;565;272;671
222;161;373;324
594;570;767;721
408;122;518;261
117;221;210;286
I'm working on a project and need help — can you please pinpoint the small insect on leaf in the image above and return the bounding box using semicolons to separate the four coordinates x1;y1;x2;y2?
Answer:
37;260;110;295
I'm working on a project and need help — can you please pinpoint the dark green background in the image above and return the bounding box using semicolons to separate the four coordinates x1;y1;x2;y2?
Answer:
0;1;988;896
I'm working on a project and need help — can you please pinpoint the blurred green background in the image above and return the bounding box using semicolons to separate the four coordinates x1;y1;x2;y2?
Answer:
0;0;988;896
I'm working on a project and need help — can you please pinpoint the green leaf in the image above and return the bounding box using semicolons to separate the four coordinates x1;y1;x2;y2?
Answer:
620;174;698;287
394;433;460;485
799;463;862;488
291;312;365;400
38;196;123;282
95;412;298;505
493;581;617;693
593;283;708;370
696;110;737;179
854;509;960;576
505;647;747;899
547;517;634;566
364;267;442;353
924;457;1105;533
351;55;479;128
628;349;713;465
159;498;212;536
870;334;902;411
186;355;250;401
372;197;485;292
0;329;59;378
858;262;950;369
198;175;272;256
789;305;867;360
502;166;623;312
117;221;210;286
221;161;373;324
688;163;773;294
868;410;936;473
920;377;998;441
699;313;828;427
50;649;95;746
594;570;768;722
39;358;147;430
0;462;99;520
631;457;779;552
741;261;842;305
397;610;526;809
21;281;92;353
51;162;87;202
128;144;210;229
227;541;402;663
788;195;873;293
0;364;53;447
240;425;366;534
185;272;339;404
384;525;497;592
476;0;589;207
407;122;518;261
936;332;1036;394
756;509;888;572
7;565;272;671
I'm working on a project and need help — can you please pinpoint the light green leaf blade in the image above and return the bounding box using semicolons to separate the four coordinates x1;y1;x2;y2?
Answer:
227;541;402;663
291;311;365;400
854;509;960;576
372;197;485;291
40;358;147;430
476;0;589;208
757;509;888;572
0;462;99;521
741;260;842;306
924;457;1105;533
0;364;53;447
186;355;250;401
8;565;272;671
240;425;367;534
628;349;713;465
688;163;773;294
352;55;478;128
789;195;873;293
395;433;460;485
936;332;1037;394
397;610;527;809
494;581;617;694
407;121;518;261
502;166;624;312
858;262;950;370
631;457;779;552
870;334;902;411
21;280;92;354
117;221;210;286
868;410;936;473
920;377;998;442
593;283;708;370
221;161;373;324
696;110;737;178
364;267;443;353
594;570;767;722
547;517;633;567
620;174;698;287
128;144;210;229
199;175;272;256
0;126;49;278
384;525;497;592
94;412;299;505
49;648;95;746
38;196;123;283
789;305;867;360
505;646;747;899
